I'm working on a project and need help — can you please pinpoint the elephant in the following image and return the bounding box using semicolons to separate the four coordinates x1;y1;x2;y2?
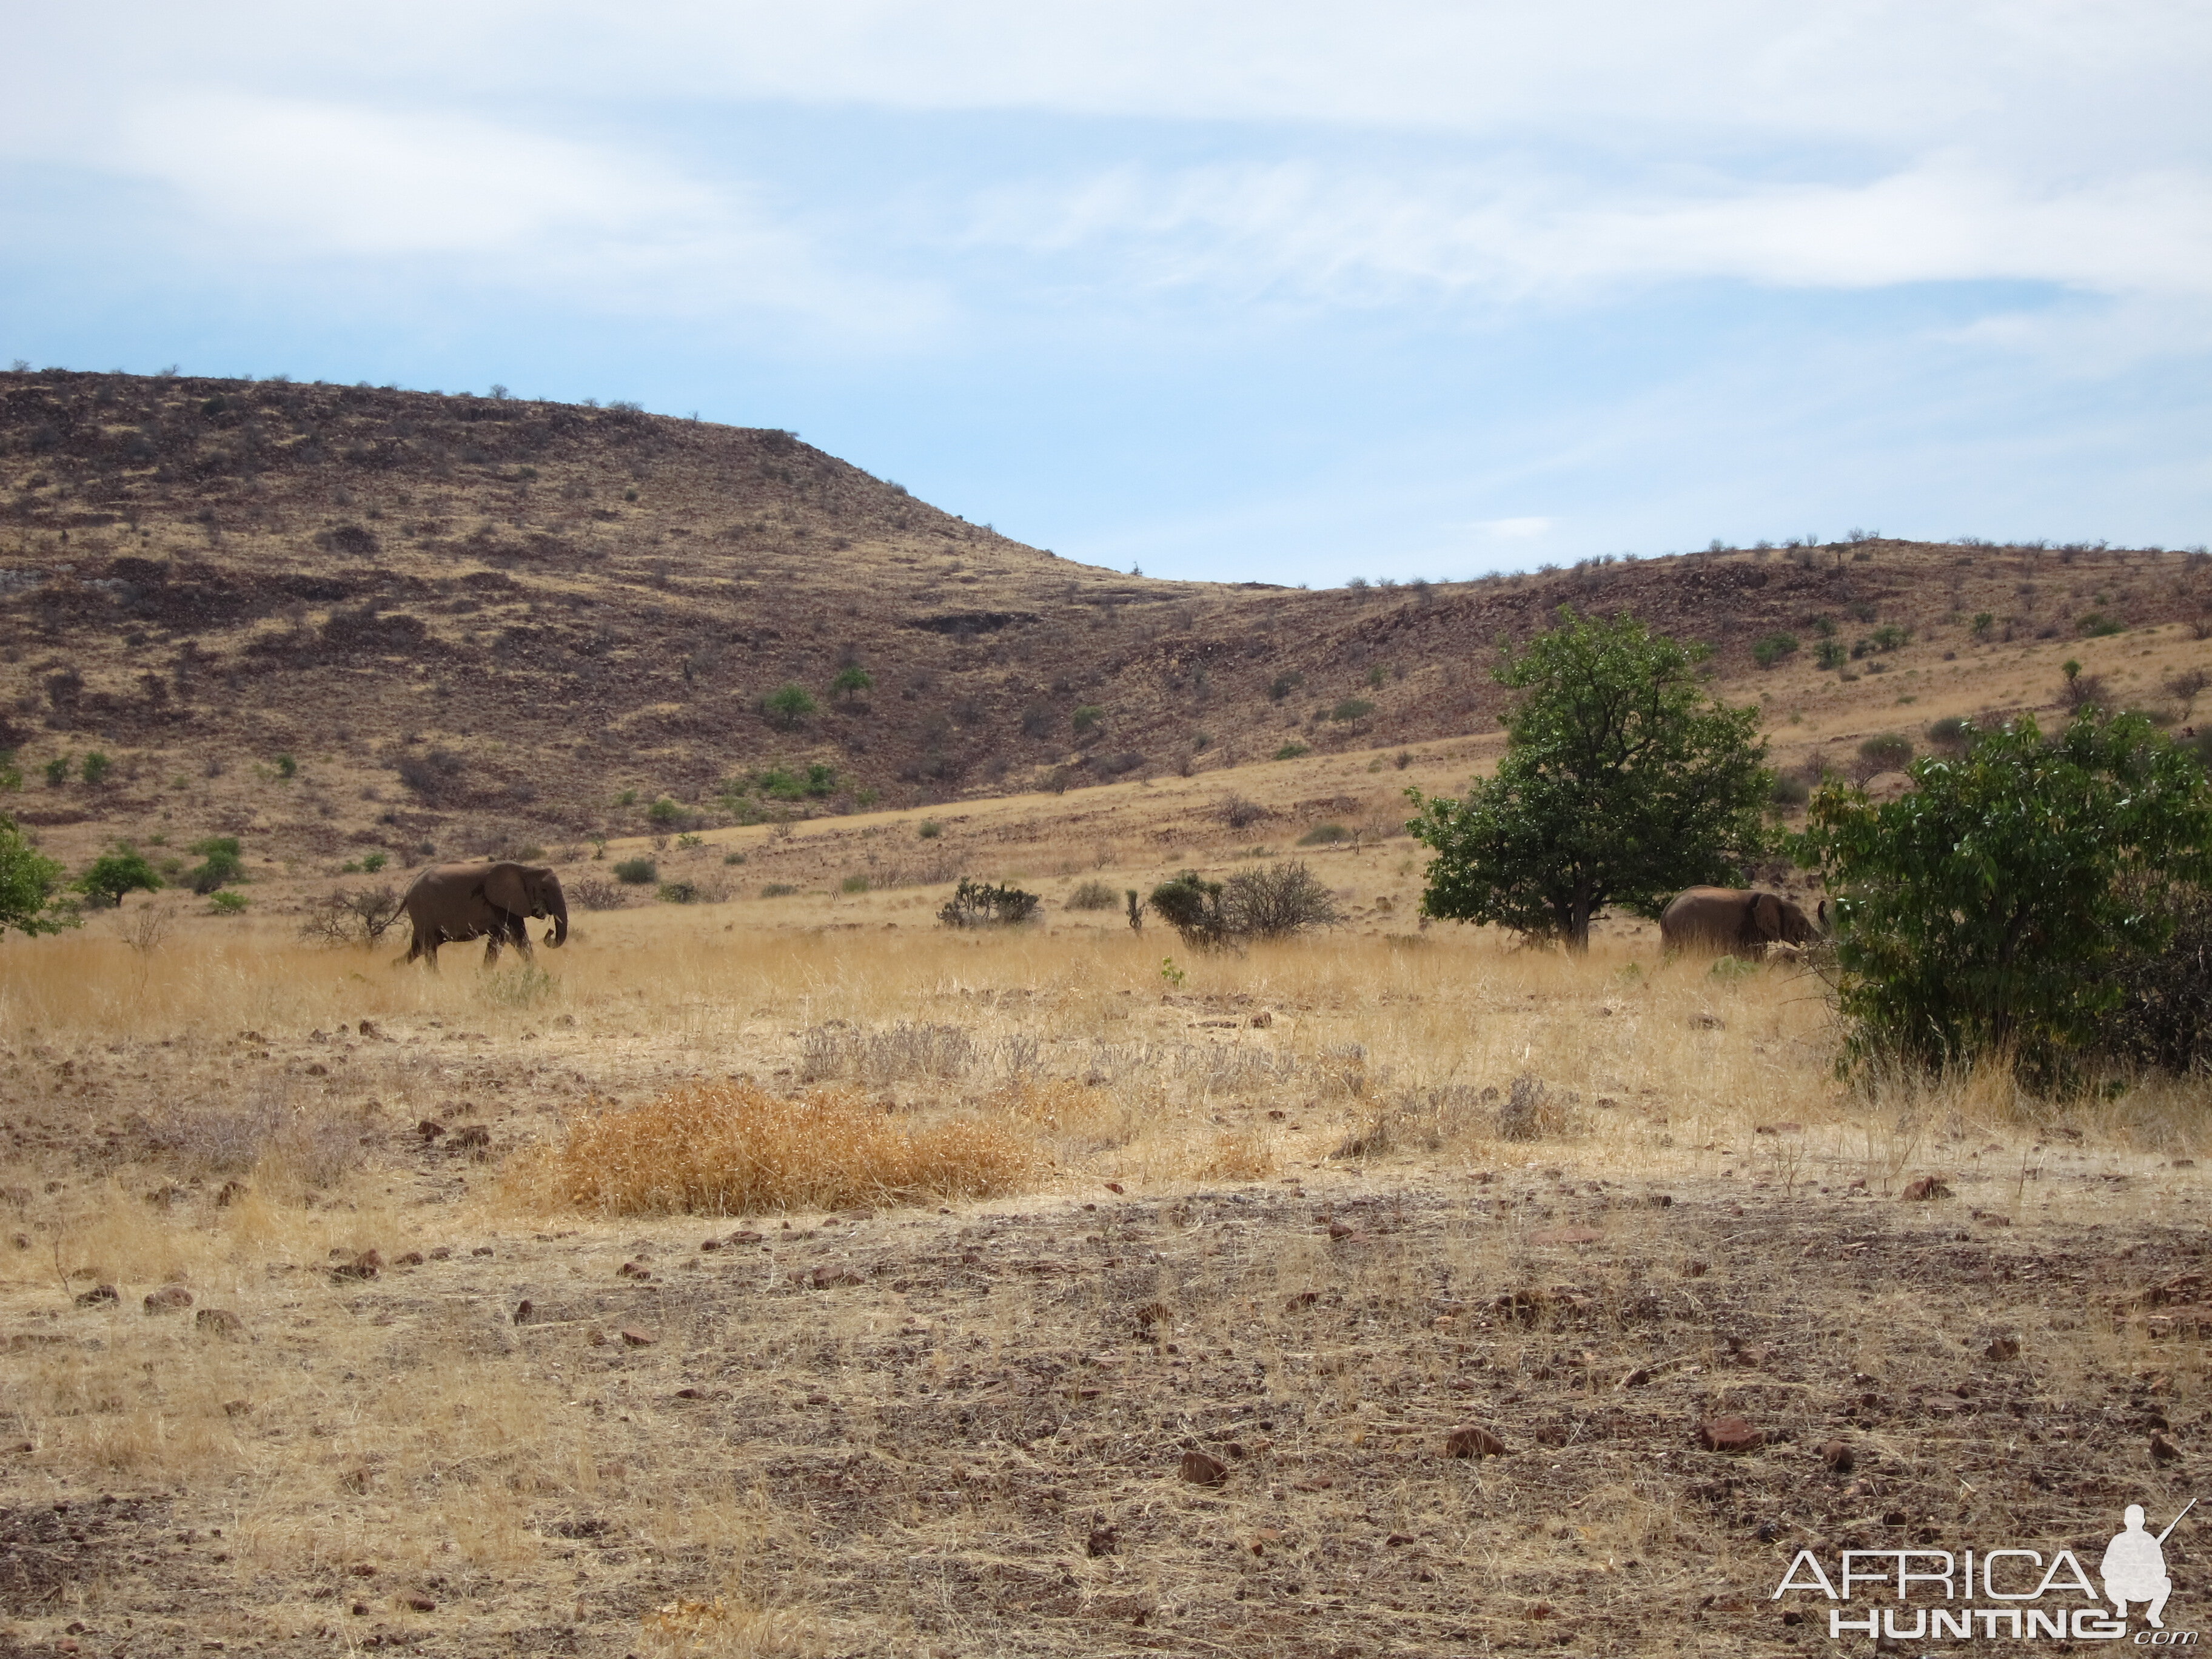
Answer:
1659;886;1825;958
400;861;568;968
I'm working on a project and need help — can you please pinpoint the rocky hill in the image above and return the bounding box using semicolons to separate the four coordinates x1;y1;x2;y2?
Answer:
4;367;2208;872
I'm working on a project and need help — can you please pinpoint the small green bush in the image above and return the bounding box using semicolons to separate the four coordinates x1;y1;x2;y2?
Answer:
612;857;658;885
1926;716;1972;752
274;754;297;779
80;751;113;786
831;666;873;699
723;851;746;865
360;851;387;873
1971;612;1995;638
1769;774;1811;808
186;836;246;894
1870;623;1911;651
762;683;819;729
840;875;870;894
657;881;699;904
1272;742;1310;761
937;879;1040;927
917;820;942;839
676;833;704;849
1268;673;1304;702
1067;879;1118;910
2079;611;2125;637
1857;732;1914;773
760;883;799;898
1815;639;1846;670
615;788;638;806
209;891;249;916
1072;705;1105;736
646;797;682;825
1297;823;1348;845
74;846;163;907
1329;699;1375;722
1751;632;1800;668
44;756;70;788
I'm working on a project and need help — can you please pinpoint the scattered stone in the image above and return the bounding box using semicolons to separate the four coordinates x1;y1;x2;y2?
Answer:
332;1249;382;1281
1683;1259;1709;1278
2174;1158;2197;1169
470;1245;493;1257
1326;1221;1360;1242
394;1250;424;1267
699;1238;723;1252
1179;1450;1228;1487
1444;1424;1507;1460
806;1267;865;1289
1901;1176;1954;1201
1754;1122;1805;1135
1985;1335;2020;1361
416;1120;445;1141
1386;1532;1414;1546
359;1020;381;1038
2151;1432;2183;1465
619;1327;655;1347
8;1440;32;1453
1621;1367;1653;1389
617;1261;652;1280
143;1284;194;1314
222;1399;252;1417
1971;1209;2013;1227
350;1563;377;1577
1820;1440;1855;1473
1284;1290;1319;1312
1087;1526;1119;1557
73;1284;118;1308
195;1308;244;1340
429;1247;452;1261
726;1230;764;1245
214;1180;249;1208
450;1125;491;1151
1104;1182;1125;1195
843;1207;877;1221
1698;1416;1765;1453
514;1301;535;1324
10;1233;26;1250
404;1594;435;1613
144;1183;188;1207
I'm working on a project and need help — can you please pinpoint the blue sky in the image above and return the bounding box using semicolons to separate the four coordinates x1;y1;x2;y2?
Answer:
5;2;2210;583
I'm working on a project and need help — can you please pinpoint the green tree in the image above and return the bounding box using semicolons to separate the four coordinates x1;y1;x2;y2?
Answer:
761;683;818;729
0;817;73;936
831;665;873;700
1795;712;2212;1082
185;835;247;894
80;751;113;786
0;749;20;793
1406;607;1772;951
75;845;164;908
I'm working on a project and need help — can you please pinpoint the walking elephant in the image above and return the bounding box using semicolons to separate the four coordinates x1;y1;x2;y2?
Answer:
400;860;568;968
1659;886;1825;957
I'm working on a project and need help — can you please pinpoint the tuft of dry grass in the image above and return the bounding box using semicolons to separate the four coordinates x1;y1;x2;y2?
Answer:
525;1082;1041;1216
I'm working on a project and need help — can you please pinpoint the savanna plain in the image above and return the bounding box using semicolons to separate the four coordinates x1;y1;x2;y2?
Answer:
1;842;2207;1659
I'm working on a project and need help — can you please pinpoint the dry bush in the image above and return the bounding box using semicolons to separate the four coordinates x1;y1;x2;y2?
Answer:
298;882;404;946
568;876;631;910
529;1082;1039;1215
797;1020;976;1083
138;1085;373;1187
1065;879;1119;911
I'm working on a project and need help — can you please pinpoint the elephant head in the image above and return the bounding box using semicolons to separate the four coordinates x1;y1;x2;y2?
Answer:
1746;891;1822;948
484;863;568;947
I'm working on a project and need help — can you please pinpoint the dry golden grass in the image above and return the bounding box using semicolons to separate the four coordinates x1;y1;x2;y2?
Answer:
528;1082;1040;1216
2;897;2208;1655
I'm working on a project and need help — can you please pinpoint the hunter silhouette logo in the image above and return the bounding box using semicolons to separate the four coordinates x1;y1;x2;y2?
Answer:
1772;1497;2198;1644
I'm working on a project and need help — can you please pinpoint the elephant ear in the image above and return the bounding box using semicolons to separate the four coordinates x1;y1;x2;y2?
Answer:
483;863;529;914
1750;893;1784;939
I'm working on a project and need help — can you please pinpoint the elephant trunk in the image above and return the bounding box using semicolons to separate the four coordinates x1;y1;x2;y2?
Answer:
544;885;569;948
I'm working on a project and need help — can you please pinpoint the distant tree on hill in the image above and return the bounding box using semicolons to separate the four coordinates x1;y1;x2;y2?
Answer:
831;666;873;701
74;845;163;908
762;683;818;729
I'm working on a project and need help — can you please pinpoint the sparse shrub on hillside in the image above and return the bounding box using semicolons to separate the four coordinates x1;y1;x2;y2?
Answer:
1219;795;1269;829
1071;705;1105;736
831;665;873;700
43;756;69;788
1815;639;1846;670
1272;742;1310;761
1971;611;1996;638
1855;733;1914;777
1870;623;1911;651
840;875;870;894
1751;632;1799;668
568;877;629;911
208;891;249;916
760;883;799;898
657;880;699;904
646;796;685;826
1224;861;1341;939
612;857;657;885
79;751;113;786
937;879;1040;928
185;836;246;894
1925;716;1972;754
73;845;163;908
1094;751;1145;776
752;763;837;800
1020;702;1057;739
395;748;463;802
1067;879;1118;911
761;683;818;729
1330;698;1375;722
2060;660;2110;711
1298;823;1347;845
2079;611;2125;637
2165;667;2208;722
1150;870;1228;948
1769;774;1811;808
1269;672;1304;702
917;820;942;839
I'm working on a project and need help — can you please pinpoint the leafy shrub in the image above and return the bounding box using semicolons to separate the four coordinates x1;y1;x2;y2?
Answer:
840;875;870;894
0;816;71;937
1020;703;1057;739
1150;871;1227;947
1272;742;1310;761
1925;716;1972;753
1870;624;1911;651
43;756;69;788
80;751;113;786
1297;823;1348;845
186;836;246;894
917;820;942;839
74;846;162;907
657;881;699;903
1769;774;1811;808
612;857;658;885
2102;883;2212;1074
1269;672;1304;702
208;891;249;915
1751;632;1800;668
646;796;683;825
1815;639;1846;670
1798;712;2212;1083
1971;611;1996;638
360;851;387;873
753;763;837;800
1067;879;1119;910
274;753;297;779
1330;699;1375;722
1071;705;1105;736
761;683;819;729
760;883;799;898
937;879;1041;927
1223;862;1341;939
2079;611;2125;637
831;665;873;699
723;851;746;865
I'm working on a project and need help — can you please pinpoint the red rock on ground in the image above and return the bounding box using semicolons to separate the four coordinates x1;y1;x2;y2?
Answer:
1901;1176;1953;1201
142;1284;193;1314
195;1308;244;1339
1698;1416;1765;1452
1820;1439;1854;1473
1444;1424;1507;1459
1179;1450;1228;1486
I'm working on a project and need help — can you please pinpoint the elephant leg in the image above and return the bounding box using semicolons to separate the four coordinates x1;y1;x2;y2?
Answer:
483;931;503;967
511;918;536;962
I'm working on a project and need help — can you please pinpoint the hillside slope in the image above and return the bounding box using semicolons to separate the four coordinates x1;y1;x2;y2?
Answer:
4;368;2209;874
